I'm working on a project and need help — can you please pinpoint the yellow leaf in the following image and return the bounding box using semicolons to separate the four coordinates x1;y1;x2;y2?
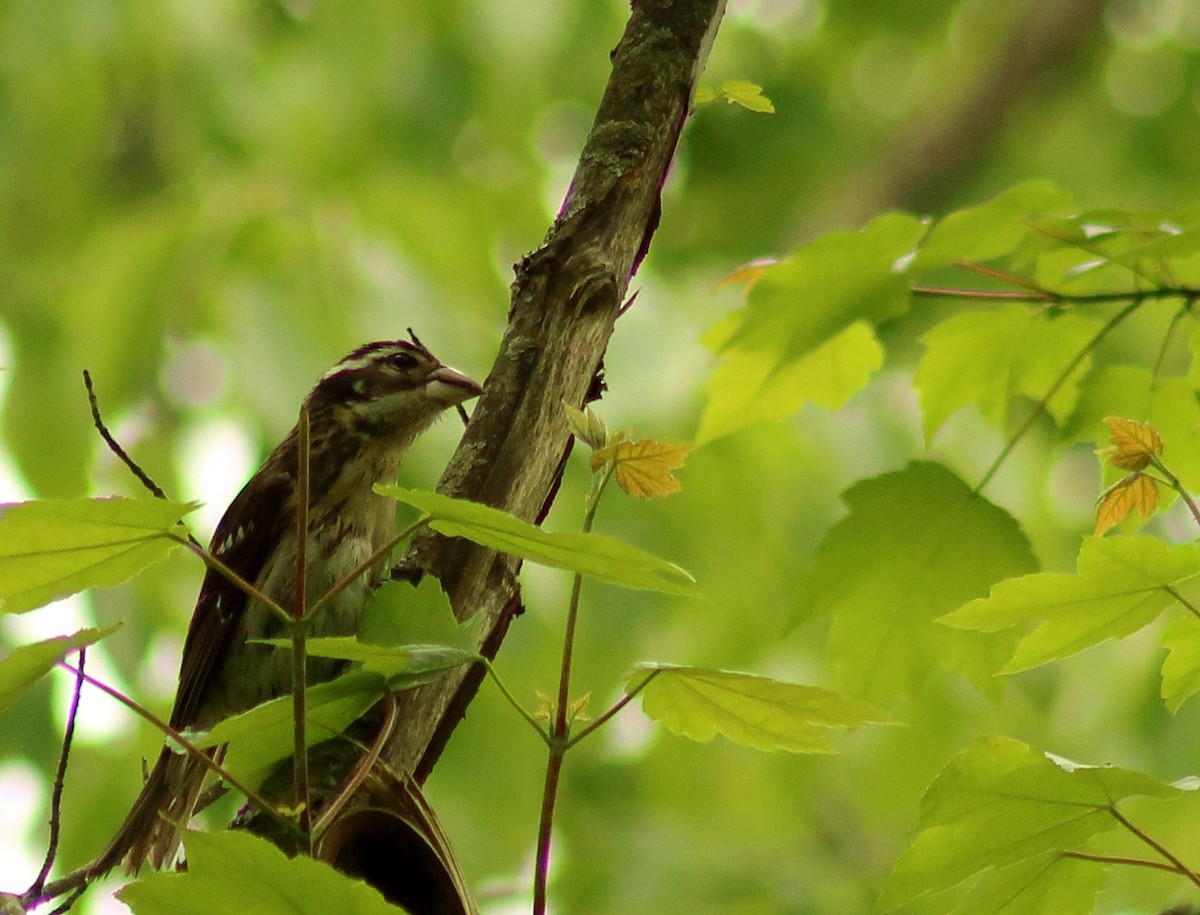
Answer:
1101;417;1163;471
1095;473;1158;536
592;440;689;499
716;258;777;293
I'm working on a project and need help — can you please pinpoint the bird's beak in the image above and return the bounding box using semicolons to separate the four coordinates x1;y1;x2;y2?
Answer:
426;365;484;406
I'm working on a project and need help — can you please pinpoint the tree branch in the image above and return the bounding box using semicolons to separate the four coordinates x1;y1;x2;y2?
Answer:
246;2;726;911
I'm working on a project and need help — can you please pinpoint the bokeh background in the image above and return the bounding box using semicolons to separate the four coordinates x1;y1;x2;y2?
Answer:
3;0;1200;912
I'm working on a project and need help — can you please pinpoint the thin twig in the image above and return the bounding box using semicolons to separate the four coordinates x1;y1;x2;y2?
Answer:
44;884;87;915
292;406;312;846
27;649;87;896
83;370;168;500
533;464;612;915
910;285;1200;305
312;691;401;842
84;370;201;547
53;661;295;836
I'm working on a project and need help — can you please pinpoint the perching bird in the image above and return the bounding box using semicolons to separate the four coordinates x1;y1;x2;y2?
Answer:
89;336;482;876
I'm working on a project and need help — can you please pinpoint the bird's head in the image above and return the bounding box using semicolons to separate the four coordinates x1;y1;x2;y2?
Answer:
306;337;483;445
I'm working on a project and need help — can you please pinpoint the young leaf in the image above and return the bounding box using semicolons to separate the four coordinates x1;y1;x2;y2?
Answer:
0;626;116;714
631;664;886;753
941;536;1200;674
792;462;1036;704
193;671;387;784
1161;615;1200;713
0;498;195;614
591;439;689;499
1069;371;1200;493
1093;472;1157;536
562;401;609;450
718;79;775;113
1098;416;1163;470
118;829;408;915
695;321;883;445
378;486;699;597
879;735;1191;912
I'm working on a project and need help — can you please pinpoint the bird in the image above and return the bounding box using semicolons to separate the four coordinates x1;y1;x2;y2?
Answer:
87;335;482;877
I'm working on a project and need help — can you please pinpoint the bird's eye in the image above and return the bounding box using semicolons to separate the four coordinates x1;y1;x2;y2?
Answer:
390;352;418;371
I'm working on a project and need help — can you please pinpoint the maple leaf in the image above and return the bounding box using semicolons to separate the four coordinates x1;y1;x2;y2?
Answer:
1099;416;1163;471
1094;473;1158;536
592;439;689;499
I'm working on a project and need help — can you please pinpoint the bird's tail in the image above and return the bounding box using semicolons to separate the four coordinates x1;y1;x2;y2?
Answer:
85;745;211;879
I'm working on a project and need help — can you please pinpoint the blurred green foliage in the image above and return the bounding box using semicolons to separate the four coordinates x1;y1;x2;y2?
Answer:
4;0;1200;913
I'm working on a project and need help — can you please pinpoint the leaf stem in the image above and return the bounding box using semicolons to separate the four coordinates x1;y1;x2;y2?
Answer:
1150;456;1200;530
1062;849;1197;877
312;690;400;842
975;297;1145;494
171;533;291;623
533;463;614;914
306;517;431;620
568;669;660;749
482;660;549;743
1110;806;1200;890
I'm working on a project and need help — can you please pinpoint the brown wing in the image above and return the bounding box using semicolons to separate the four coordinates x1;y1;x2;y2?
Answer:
168;468;292;730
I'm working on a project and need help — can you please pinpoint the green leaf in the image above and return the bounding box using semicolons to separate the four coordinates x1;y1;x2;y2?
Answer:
886;851;1106;915
912;180;1073;271
1161;615;1200;713
0;498;195;614
695;321;883;445
941;536;1200;673
358;578;481;651
378;486;699;597
792;463;1036;704
718;79;775;113
1026;211;1190;285
118;829;409;915
632;664;886;753
263;636;478;684
728;211;925;361
698;213;923;444
193;671;387;784
0;626;117;714
915;306;1100;441
879;735;1190;911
